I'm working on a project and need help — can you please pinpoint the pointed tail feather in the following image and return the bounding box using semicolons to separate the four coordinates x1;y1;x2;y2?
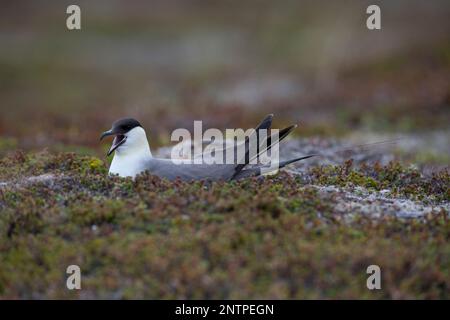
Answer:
275;138;402;169
260;138;402;173
232;138;402;180
328;138;403;155
278;154;318;168
232;154;317;180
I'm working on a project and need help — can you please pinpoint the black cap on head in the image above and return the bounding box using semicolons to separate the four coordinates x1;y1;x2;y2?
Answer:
100;118;143;142
111;118;142;134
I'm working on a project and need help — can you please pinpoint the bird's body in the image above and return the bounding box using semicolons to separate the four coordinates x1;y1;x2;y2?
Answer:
101;115;315;181
144;158;237;181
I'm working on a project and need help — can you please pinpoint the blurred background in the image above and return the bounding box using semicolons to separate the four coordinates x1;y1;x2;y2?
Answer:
0;0;449;161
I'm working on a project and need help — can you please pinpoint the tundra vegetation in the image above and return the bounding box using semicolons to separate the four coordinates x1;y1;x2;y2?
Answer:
0;150;448;298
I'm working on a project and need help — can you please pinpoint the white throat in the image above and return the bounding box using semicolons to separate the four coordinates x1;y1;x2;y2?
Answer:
109;126;152;178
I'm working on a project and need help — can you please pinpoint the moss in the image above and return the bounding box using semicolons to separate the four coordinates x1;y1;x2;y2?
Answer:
86;157;107;175
310;160;449;202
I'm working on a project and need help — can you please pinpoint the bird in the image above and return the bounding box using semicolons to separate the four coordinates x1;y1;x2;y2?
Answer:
100;115;316;181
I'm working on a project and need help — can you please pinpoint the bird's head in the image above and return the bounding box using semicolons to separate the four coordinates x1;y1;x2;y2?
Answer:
100;118;149;156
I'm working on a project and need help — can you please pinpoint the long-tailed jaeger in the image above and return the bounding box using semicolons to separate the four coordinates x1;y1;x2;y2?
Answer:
100;115;315;181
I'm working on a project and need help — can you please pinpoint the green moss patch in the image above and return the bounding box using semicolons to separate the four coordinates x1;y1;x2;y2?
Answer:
310;160;449;203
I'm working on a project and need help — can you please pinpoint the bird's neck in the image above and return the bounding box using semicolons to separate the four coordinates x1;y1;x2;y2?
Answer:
109;130;152;178
116;142;152;158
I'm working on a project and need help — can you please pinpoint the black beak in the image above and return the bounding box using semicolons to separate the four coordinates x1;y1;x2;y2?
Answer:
106;135;126;156
100;129;127;156
100;130;114;141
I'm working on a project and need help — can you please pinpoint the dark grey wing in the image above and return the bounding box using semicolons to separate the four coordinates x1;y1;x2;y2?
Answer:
197;114;274;163
231;123;298;179
144;158;237;181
